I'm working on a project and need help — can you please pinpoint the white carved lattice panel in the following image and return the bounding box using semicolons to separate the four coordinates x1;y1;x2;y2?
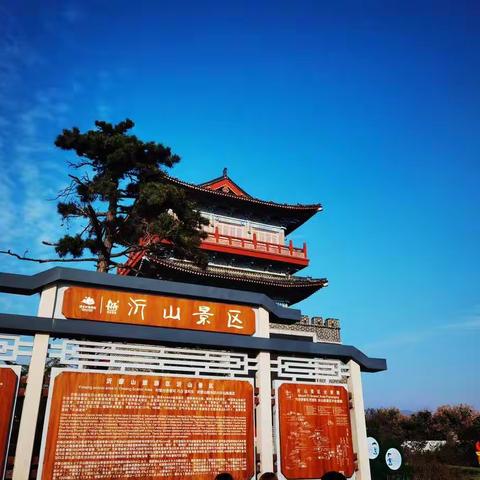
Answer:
0;334;33;362
272;356;349;382
48;339;256;377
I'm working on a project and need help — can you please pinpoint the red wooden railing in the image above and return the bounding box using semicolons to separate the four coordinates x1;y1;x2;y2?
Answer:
202;228;308;261
118;229;308;275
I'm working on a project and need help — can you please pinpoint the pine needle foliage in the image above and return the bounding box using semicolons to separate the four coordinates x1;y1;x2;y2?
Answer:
2;119;208;272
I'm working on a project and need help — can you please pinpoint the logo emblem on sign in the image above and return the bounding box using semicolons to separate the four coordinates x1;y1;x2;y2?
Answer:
79;296;96;312
106;299;119;315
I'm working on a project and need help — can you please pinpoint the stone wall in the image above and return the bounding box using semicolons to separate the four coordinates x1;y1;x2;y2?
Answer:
270;316;341;343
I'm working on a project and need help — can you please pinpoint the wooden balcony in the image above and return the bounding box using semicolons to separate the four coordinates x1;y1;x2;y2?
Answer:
200;229;309;266
118;230;309;276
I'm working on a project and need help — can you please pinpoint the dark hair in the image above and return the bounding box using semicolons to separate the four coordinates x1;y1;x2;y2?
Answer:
215;474;234;480
321;473;347;480
259;473;278;480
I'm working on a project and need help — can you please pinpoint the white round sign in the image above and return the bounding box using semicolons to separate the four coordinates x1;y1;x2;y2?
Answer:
385;447;402;470
367;437;380;460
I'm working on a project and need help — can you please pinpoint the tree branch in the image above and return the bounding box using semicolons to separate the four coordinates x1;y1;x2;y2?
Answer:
67;159;94;169
68;174;87;186
55;180;77;200
0;244;144;265
107;245;148;259
41;241;59;247
0;250;99;263
86;205;109;260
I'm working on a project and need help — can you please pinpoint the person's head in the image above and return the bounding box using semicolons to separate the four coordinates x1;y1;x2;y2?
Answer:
321;472;347;480
215;474;234;480
259;473;278;480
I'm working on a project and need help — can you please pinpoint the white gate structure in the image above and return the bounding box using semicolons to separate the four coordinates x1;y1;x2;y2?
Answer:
48;340;256;377
0;267;386;480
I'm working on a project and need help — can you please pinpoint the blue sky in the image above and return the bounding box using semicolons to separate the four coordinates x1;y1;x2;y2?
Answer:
0;0;479;410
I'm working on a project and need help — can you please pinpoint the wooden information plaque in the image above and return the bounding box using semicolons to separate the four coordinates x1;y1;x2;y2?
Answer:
40;370;255;480
277;383;355;479
0;367;20;478
62;286;256;335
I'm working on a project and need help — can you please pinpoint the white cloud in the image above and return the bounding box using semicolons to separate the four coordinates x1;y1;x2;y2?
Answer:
363;305;480;350
13;99;71;247
0;29;73;257
0;10;118;275
363;330;430;350
441;308;480;331
452;318;480;329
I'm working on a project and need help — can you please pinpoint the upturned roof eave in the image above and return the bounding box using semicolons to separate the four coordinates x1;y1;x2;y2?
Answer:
120;254;324;304
145;257;328;288
165;175;322;210
164;174;322;234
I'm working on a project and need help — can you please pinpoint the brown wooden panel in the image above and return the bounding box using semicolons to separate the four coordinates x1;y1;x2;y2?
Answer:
41;371;255;480
278;383;355;479
0;368;19;477
62;287;256;335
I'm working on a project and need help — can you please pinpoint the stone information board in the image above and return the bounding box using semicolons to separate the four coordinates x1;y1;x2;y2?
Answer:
277;383;354;479
0;367;19;477
62;287;256;335
39;370;255;480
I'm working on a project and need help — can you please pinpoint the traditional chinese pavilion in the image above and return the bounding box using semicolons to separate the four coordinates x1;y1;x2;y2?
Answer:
121;168;327;307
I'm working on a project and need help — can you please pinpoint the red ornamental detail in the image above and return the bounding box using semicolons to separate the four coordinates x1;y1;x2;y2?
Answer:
204;178;248;197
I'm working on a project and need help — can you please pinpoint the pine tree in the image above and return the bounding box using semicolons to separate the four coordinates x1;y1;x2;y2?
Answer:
1;119;208;272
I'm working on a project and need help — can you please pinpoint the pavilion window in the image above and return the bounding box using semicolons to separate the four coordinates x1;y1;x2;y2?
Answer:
217;220;246;238
254;227;280;244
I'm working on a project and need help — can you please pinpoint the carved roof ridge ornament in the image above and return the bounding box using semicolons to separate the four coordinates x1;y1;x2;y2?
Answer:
197;169;251;198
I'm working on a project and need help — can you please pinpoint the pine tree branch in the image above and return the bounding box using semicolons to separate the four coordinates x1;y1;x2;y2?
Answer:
0;247;139;264
106;248;141;259
86;204;109;260
67;159;94;169
0;250;99;263
56;181;77;200
41;241;59;247
68;174;86;186
3;119;205;273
